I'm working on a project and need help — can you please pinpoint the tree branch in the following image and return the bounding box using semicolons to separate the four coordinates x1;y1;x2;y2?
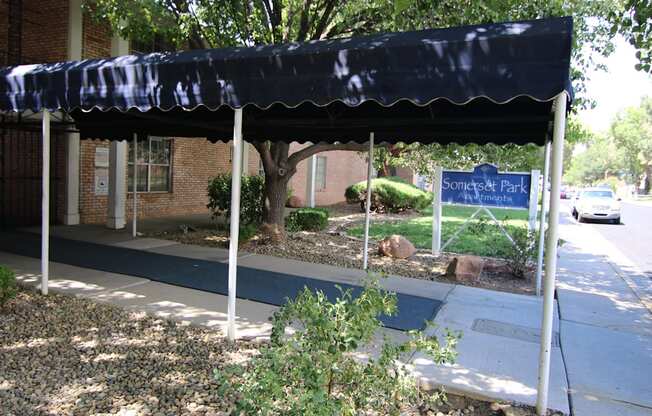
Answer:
253;141;274;173
287;142;379;167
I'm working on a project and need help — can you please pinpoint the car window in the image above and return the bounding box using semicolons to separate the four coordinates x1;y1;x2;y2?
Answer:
582;190;613;198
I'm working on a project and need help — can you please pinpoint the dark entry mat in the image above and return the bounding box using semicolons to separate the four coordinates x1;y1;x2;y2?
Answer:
0;231;442;331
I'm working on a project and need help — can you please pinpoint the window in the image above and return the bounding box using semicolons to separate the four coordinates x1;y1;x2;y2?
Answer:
128;137;172;192
316;156;327;191
258;159;265;176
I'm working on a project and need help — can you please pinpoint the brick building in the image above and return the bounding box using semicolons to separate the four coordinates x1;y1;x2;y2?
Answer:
0;0;372;229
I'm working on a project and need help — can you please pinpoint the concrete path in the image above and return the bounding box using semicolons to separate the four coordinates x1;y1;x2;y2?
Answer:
0;229;570;413
557;213;652;416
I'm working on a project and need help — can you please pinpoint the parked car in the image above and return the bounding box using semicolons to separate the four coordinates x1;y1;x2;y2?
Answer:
560;186;568;199
571;187;621;224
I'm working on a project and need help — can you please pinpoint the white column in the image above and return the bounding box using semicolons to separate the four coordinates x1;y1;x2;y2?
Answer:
227;109;244;341
306;154;317;208
106;31;130;229
362;133;374;270
431;166;443;255
41;111;51;295
536;94;567;415
67;0;83;61
62;0;82;225
63;133;80;225
536;142;551;296
132;134;138;238
107;141;127;229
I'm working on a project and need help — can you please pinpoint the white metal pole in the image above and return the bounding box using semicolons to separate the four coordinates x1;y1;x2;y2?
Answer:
227;108;244;341
132;133;138;238
536;142;551;296
41;111;51;295
362;132;374;270
536;94;567;416
431;166;443;255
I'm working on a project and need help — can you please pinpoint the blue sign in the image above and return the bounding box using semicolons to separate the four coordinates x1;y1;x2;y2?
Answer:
441;164;531;209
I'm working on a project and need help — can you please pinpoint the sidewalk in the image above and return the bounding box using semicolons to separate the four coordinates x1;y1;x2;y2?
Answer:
557;218;652;416
0;227;570;413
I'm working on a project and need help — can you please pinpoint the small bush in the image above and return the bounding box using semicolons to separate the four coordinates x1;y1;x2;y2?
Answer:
214;276;460;415
286;207;329;232
238;223;258;243
345;176;432;213
504;226;537;278
0;265;17;309
207;174;264;225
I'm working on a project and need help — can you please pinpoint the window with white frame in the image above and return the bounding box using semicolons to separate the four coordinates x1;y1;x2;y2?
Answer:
316;156;327;191
128;137;172;192
258;159;265;176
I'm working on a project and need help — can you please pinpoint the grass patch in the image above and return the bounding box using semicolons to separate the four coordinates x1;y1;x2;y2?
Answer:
349;205;529;257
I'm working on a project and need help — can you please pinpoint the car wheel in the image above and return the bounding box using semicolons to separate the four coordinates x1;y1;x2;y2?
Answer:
612;217;621;225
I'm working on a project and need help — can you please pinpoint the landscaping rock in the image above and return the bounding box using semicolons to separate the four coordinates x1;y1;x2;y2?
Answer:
378;235;416;259
286;195;303;208
446;255;484;283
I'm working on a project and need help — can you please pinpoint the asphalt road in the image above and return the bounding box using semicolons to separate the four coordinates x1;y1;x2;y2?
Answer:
562;200;652;274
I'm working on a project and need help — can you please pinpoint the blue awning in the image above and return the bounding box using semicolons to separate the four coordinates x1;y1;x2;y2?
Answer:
0;16;573;145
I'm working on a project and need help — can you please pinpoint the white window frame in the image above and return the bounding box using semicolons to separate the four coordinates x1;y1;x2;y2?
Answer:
128;137;173;193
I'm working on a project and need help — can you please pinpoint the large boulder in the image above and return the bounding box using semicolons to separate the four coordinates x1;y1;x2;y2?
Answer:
378;235;416;259
286;195;303;208
445;255;484;283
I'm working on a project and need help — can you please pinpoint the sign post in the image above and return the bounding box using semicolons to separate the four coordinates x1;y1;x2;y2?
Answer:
528;170;541;232
431;166;443;255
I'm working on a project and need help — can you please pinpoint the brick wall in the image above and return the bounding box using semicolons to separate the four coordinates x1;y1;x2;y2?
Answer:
22;0;68;62
0;2;7;55
78;138;261;224
288;144;368;206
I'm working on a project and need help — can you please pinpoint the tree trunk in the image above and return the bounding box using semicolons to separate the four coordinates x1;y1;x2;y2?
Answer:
255;142;294;241
644;164;652;194
263;170;290;232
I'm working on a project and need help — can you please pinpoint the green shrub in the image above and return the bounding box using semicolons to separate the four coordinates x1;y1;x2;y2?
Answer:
503;225;537;278
214;276;460;415
238;223;258;243
286;207;329;232
345;176;432;213
207;174;264;225
0;265;17;309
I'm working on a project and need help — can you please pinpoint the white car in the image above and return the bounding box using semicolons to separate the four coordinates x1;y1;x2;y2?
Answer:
571;188;621;224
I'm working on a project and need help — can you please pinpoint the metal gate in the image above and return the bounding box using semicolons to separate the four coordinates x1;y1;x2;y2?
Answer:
0;126;63;228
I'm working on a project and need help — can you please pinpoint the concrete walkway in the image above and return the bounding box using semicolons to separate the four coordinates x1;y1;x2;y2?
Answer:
557;217;652;416
0;225;570;413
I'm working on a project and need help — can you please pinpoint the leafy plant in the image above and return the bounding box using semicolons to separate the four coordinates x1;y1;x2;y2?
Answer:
0;265;17;309
503;226;537;278
286;207;329;232
207;174;265;225
215;276;459;415
345;177;432;213
238;223;258;243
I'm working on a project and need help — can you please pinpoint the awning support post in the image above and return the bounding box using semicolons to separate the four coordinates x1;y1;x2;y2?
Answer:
431;166;443;255
362;132;374;270
536;141;551;296
536;94;566;415
41;110;51;295
132;133;138;238
227;108;244;341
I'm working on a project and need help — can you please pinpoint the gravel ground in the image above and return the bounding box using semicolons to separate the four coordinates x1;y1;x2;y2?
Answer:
0;288;256;416
0;287;557;416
